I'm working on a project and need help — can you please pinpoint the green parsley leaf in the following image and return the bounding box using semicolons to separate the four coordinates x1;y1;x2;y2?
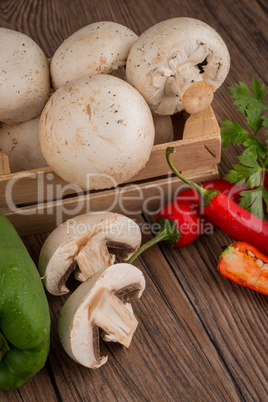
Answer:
261;115;268;129
246;106;262;133
221;121;250;147
224;164;255;185
246;171;262;188
236;152;260;168
243;139;267;159
224;169;245;185
229;82;252;115
239;188;265;220
251;78;265;102
222;79;268;220
230;80;268;115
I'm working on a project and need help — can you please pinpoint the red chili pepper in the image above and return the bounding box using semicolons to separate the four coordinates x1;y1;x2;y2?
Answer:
166;147;268;256
127;178;248;264
127;206;199;263
127;156;267;265
218;242;268;296
156;178;247;240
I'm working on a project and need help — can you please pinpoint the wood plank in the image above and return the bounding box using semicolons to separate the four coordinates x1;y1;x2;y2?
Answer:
0;130;220;213
183;106;219;139
153;228;268;401
3;166;219;236
18;217;242;402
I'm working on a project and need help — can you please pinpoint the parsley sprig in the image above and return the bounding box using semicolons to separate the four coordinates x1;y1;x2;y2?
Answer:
221;78;268;220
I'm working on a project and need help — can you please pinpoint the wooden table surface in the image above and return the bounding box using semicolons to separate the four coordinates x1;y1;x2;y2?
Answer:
1;0;268;401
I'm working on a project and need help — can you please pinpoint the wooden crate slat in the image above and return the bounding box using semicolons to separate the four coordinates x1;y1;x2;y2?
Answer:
4;165;219;236
0;132;220;212
0;152;10;175
183;106;219;139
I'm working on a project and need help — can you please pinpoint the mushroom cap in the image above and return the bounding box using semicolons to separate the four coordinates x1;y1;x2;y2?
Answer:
39;74;155;190
51;21;138;90
0;117;47;172
58;263;145;369
0;28;50;124
126;17;230;115
38;211;142;295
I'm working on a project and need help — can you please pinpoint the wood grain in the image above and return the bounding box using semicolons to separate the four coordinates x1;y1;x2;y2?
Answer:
0;0;267;401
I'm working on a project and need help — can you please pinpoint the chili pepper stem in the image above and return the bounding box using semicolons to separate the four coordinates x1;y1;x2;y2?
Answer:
166;147;220;206
127;217;181;264
127;230;170;264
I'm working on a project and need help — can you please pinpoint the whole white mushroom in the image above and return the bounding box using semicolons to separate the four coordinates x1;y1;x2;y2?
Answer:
153;115;174;145
0;117;47;172
51;21;138;90
126;17;230;115
0;28;50;124
39;74;155;190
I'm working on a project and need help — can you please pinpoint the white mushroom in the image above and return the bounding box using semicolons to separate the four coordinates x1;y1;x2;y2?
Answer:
0;117;47;172
0;28;50;124
39;74;155;190
58;263;145;369
51;21;138;90
126;17;230;115
38;211;142;296
153;115;174;145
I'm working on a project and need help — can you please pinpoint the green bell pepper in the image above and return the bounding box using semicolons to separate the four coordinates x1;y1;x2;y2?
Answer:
0;214;50;390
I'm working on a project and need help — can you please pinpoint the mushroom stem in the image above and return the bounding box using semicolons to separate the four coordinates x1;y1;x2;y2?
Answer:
127;218;181;264
182;81;214;114
73;236;114;282
94;288;138;348
164;65;201;98
163;67;214;115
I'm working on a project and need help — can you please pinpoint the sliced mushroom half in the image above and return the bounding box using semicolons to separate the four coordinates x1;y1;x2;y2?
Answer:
126;17;230;115
58;263;145;369
38;212;141;296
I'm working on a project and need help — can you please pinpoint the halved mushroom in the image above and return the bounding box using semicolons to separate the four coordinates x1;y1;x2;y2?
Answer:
58;263;145;369
0;28;50;124
51;21;138;90
39;74;155;190
0;116;47;172
126;17;230;115
38;212;142;296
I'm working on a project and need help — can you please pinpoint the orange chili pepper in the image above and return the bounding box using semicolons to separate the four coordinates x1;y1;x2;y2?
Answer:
218;242;268;296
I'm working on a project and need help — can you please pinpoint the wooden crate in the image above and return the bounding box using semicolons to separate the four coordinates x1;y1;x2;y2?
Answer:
0;106;221;236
